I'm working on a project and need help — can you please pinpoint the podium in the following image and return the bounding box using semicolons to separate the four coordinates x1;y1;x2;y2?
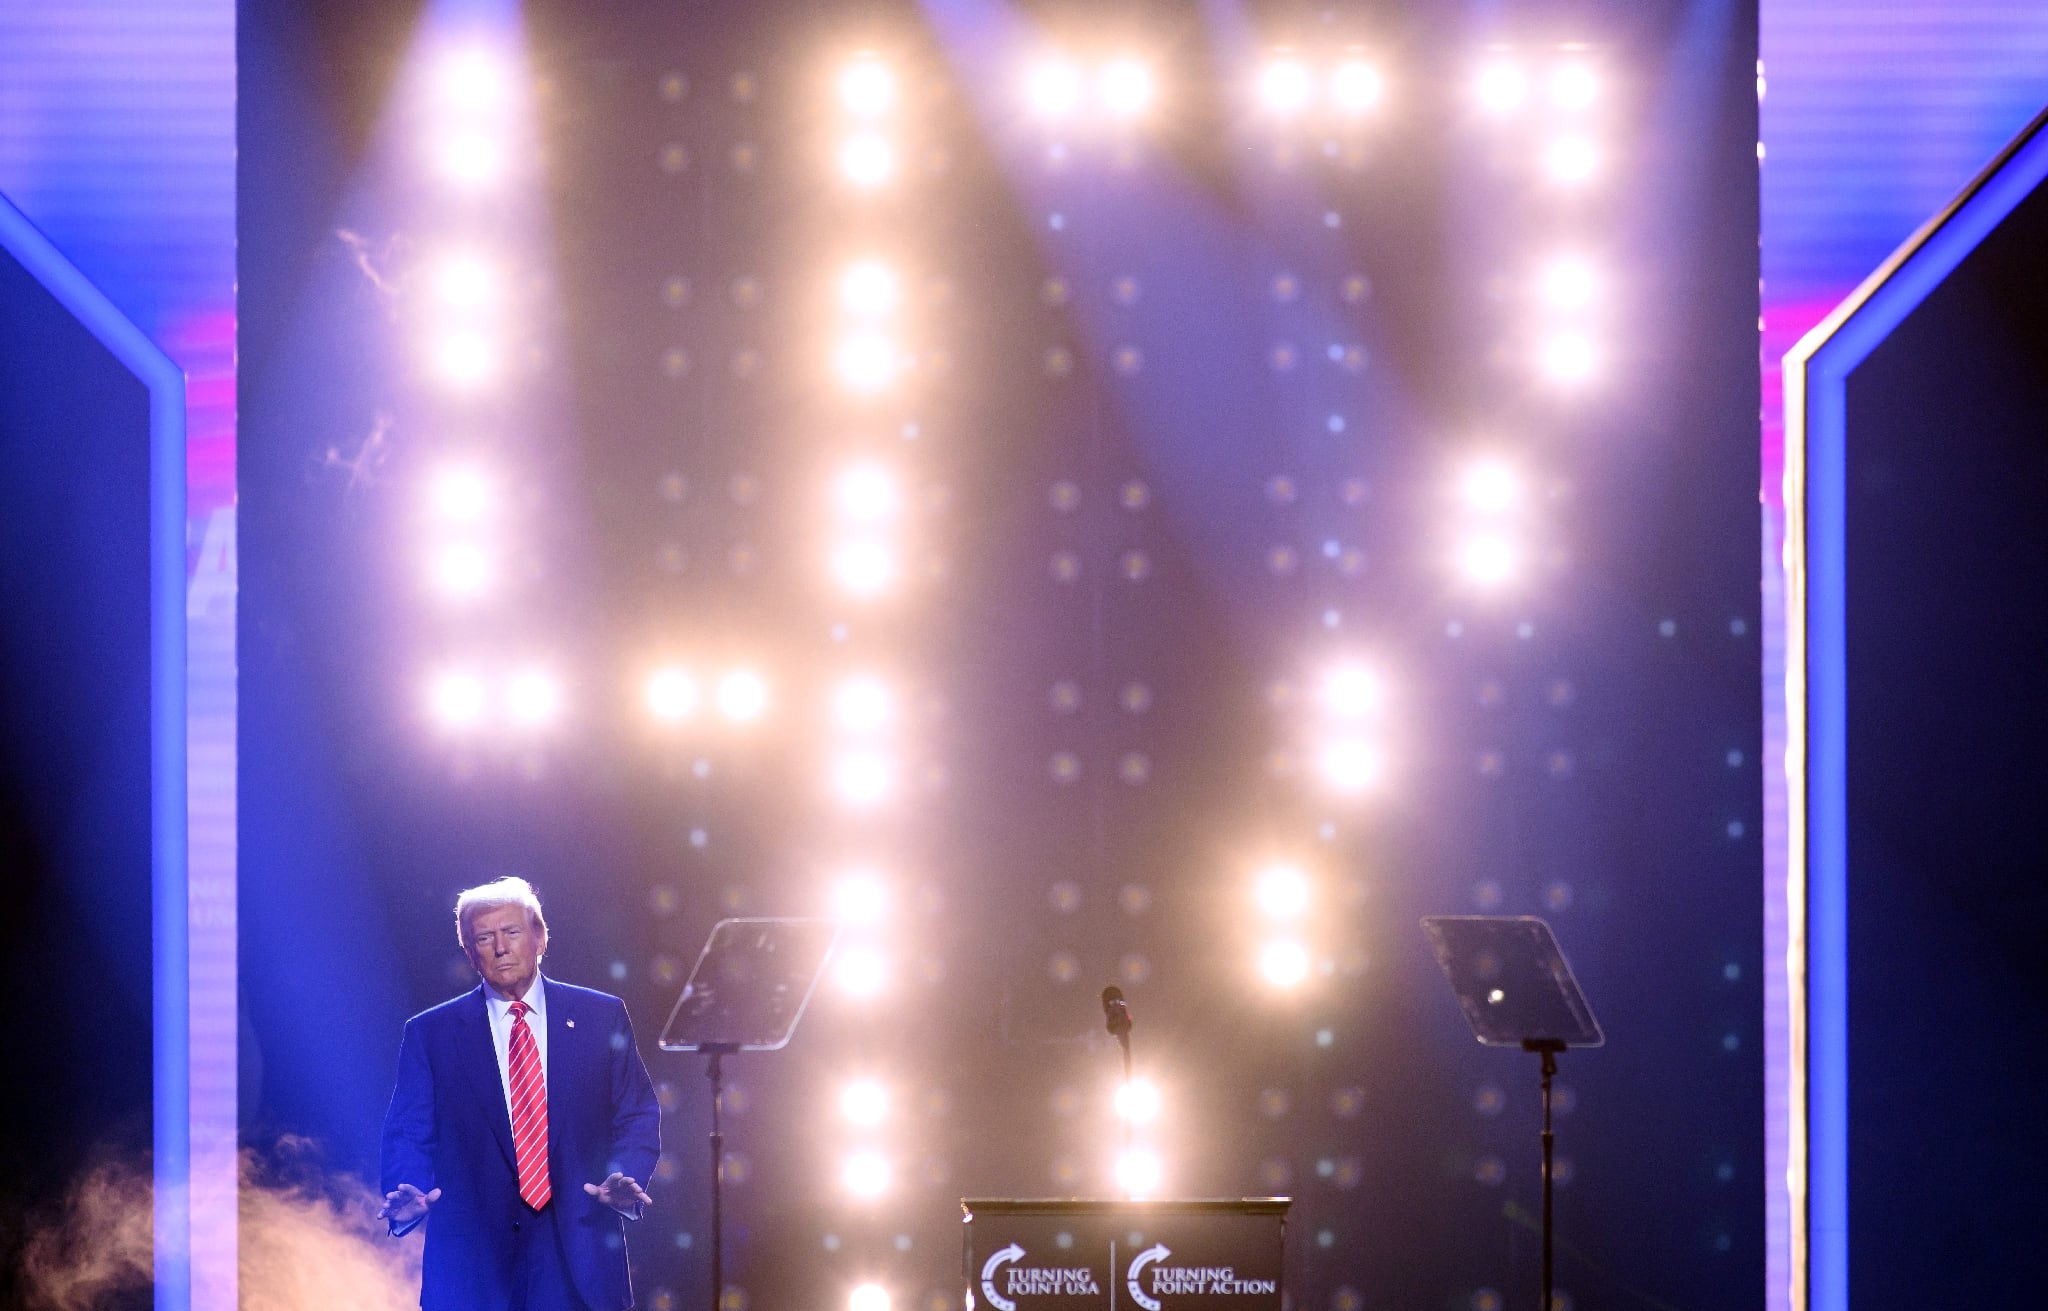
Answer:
961;1199;1289;1311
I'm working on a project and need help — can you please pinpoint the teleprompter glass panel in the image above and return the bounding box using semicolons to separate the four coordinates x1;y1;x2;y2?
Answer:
1422;915;1603;1048
657;917;838;1052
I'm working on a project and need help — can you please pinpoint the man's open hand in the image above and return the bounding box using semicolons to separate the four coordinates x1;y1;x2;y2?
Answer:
379;1183;441;1227
584;1172;653;1215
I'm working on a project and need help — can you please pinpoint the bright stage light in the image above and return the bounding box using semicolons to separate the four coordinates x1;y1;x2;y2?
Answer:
838;56;896;117
836;945;889;998
716;669;769;721
839;261;900;317
1258;58;1313;114
1026;58;1082;118
1544;135;1600;184
428;465;492;521
849;1283;891;1311
435;48;511;110
838;133;897;188
1540;332;1598;383
1459;459;1521;514
1254;864;1312;919
1539;256;1598;310
1458;533;1521;586
835;333;901;392
1114;1078;1162;1124
431;252;500;310
834;463;902;522
1332;60;1383;113
1114;1148;1162;1197
646;668;697;721
843;1150;892;1198
840;1079;890;1126
1550;62;1599;110
1100;58;1155;118
832;752;896;807
832;676;895;733
431;132;506;189
433;332;499;389
427;671;487;729
831;540;898;596
833;869;890;924
1321;666;1382;718
429;543;493;598
1476;63;1526;113
1319;739;1383;793
1259;939;1312;988
506;669;562;727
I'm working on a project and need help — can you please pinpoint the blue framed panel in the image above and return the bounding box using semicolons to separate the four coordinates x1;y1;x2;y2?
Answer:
1782;104;2048;1311
0;192;190;1311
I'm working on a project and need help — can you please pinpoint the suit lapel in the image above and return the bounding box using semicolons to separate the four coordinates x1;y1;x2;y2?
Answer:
458;984;517;1170
541;976;572;1176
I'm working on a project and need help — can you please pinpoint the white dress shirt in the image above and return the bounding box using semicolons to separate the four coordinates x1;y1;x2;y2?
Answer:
483;975;549;1121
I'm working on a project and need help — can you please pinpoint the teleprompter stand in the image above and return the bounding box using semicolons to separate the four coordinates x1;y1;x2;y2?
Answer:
1423;916;1603;1311
658;918;837;1311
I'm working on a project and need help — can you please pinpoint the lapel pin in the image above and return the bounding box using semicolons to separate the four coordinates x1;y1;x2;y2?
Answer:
566;1019;576;1028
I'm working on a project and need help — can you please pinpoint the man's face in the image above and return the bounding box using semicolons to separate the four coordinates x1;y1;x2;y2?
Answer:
465;904;545;1000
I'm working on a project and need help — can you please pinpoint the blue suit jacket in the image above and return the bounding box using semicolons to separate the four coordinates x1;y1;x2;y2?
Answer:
381;978;662;1311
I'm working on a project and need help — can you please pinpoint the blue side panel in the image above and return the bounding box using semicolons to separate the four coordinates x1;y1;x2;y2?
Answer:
1794;109;2048;1311
0;193;188;1311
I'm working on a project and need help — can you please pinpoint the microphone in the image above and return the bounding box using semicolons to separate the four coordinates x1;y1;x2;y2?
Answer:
1101;986;1137;1174
1101;985;1133;1041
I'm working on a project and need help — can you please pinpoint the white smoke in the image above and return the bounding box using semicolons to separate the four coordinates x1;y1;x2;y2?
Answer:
17;1155;152;1310
18;1138;423;1311
335;228;406;300
315;407;395;493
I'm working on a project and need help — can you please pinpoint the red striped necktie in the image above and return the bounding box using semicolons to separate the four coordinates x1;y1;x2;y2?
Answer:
507;1000;552;1210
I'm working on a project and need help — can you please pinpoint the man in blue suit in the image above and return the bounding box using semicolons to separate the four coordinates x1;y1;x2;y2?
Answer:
381;877;662;1311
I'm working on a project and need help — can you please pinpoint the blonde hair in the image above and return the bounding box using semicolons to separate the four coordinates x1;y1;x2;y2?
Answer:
454;876;548;947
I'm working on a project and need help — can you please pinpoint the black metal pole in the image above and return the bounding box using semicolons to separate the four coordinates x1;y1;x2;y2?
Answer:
708;1048;727;1311
1539;1046;1557;1311
1119;1036;1135;1170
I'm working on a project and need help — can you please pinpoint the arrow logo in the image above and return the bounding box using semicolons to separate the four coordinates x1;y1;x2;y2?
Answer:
980;1242;1025;1311
1126;1242;1170;1311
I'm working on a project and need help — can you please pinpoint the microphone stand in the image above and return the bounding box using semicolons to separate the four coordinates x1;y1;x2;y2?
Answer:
1116;1030;1134;1171
1102;987;1136;1197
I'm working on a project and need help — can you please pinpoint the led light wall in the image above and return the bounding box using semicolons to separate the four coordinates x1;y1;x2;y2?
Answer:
240;4;1761;1311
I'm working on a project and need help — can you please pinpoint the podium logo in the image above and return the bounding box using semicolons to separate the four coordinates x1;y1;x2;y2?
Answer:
1126;1243;1169;1311
978;1243;1102;1309
981;1243;1024;1311
1126;1243;1277;1306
